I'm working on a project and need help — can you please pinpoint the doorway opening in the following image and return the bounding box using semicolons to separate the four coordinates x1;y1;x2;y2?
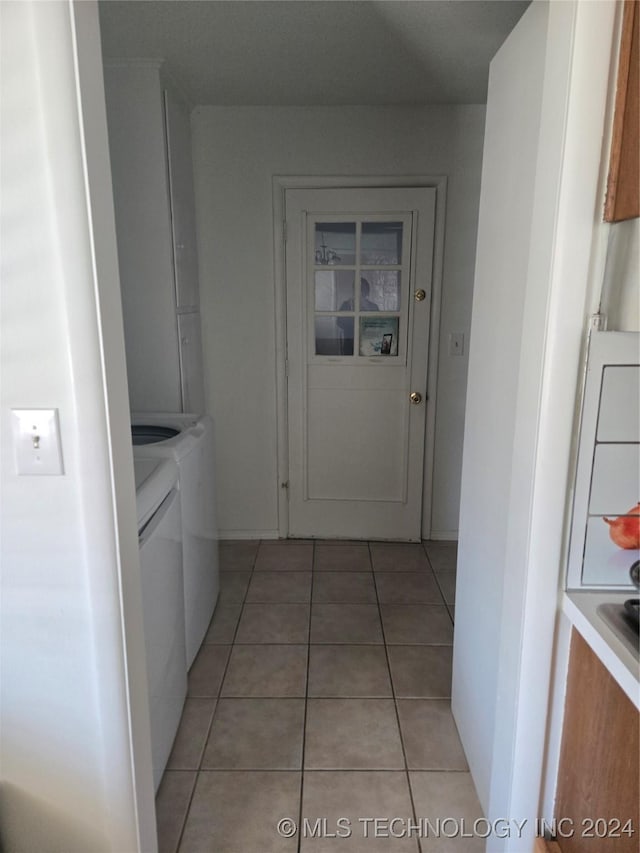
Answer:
273;177;447;541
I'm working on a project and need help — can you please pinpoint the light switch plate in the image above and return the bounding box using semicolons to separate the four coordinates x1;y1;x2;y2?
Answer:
449;331;465;357
11;409;64;475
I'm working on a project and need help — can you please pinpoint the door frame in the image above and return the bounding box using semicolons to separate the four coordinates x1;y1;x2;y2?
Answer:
272;175;447;539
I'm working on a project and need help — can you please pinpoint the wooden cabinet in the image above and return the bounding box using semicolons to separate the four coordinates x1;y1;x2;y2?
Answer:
553;630;639;852
604;0;639;222
104;62;205;413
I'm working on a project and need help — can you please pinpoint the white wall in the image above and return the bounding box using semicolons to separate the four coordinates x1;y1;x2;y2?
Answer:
602;218;640;330
453;0;549;811
0;3;155;850
453;1;618;846
103;62;184;414
191;105;485;538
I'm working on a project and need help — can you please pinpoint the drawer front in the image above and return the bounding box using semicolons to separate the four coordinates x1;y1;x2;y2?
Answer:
597;366;639;442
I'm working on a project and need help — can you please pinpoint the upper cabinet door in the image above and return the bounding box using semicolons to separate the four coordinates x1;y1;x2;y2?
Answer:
164;87;200;309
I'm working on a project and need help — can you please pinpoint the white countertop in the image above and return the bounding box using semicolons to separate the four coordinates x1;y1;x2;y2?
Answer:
563;590;639;708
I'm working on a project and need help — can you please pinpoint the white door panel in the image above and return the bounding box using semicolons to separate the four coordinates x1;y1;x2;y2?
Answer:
307;387;407;501
286;187;435;540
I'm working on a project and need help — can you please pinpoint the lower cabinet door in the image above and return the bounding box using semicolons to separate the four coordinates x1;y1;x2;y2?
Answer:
554;630;639;852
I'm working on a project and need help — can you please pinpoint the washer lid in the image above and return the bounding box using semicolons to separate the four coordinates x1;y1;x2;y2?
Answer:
133;456;178;529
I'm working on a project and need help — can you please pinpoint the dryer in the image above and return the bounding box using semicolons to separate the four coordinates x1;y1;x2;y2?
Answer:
132;413;219;667
134;456;186;791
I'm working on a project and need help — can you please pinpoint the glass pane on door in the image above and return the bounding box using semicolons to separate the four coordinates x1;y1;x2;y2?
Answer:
362;271;401;312
359;316;399;356
315;316;354;356
361;221;403;264
311;217;408;360
314;270;355;311
315;223;356;265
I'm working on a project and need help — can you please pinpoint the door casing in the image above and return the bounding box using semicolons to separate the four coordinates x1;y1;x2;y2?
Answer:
272;175;447;539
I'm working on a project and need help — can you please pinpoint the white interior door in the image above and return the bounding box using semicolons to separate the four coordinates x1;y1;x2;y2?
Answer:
285;187;436;540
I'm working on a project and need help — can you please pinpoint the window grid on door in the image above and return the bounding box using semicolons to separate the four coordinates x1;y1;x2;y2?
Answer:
310;216;410;361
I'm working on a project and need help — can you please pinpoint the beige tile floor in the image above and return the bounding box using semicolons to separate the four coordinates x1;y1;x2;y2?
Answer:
157;540;484;853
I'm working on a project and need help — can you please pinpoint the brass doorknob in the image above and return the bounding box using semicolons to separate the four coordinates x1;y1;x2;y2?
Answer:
414;289;426;302
410;392;422;404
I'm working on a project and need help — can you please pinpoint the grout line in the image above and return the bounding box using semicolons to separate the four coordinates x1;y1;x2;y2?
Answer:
368;540;421;844
211;541;261;708
163;540;458;852
231;639;384;645
445;601;455;625
423;542;458;623
171;542;259;853
170;761;196;850
431;569;454;616
169;770;197;853
172;766;467;773
297;539;314;853
222;543;261;646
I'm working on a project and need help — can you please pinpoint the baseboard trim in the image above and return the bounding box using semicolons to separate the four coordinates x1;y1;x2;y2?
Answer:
219;529;460;543
218;530;279;541
428;530;459;541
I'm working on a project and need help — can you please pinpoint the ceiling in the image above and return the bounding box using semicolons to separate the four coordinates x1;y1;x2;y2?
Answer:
98;0;530;106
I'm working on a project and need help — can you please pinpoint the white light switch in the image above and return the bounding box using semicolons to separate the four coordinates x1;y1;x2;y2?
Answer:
448;332;465;357
11;409;64;475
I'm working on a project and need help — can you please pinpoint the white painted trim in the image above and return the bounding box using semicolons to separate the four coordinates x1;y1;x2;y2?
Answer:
272;174;447;540
429;530;459;542
539;608;571;825
72;4;157;850
160;64;194;113
103;59;194;127
423;179;448;541
218;530;279;541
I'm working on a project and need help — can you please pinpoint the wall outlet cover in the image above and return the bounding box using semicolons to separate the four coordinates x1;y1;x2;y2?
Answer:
11;408;64;475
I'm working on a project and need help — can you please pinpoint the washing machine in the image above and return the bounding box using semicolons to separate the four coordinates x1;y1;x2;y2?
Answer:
134;456;187;791
132;413;219;668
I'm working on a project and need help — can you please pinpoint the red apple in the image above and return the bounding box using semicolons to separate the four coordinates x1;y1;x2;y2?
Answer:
603;503;640;549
